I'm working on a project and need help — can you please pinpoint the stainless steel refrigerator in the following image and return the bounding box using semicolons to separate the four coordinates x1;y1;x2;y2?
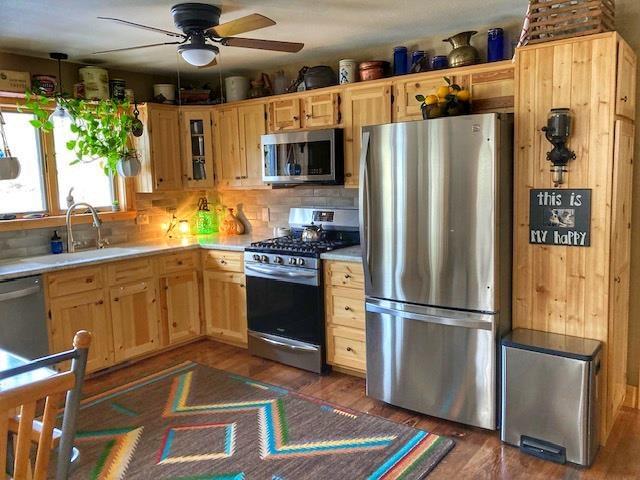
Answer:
359;113;513;430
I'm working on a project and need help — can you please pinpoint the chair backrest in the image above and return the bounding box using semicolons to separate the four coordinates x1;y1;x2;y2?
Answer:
0;331;91;480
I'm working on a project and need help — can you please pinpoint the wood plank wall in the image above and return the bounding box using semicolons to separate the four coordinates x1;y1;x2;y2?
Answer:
513;32;633;443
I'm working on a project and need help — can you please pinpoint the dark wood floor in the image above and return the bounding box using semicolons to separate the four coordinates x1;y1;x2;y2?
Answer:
85;340;640;479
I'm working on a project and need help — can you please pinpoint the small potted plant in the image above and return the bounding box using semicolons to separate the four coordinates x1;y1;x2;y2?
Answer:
22;92;140;210
415;77;471;120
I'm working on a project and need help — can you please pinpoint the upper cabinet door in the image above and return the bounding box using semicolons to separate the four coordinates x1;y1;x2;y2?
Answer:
469;66;514;113
267;98;301;132
237;103;267;188
180;109;215;189
342;83;392;188
213;106;242;187
302;92;341;128
148;107;183;191
393;74;470;122
616;40;637;120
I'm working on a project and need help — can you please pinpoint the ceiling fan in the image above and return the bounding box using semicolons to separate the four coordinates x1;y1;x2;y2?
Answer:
93;3;304;68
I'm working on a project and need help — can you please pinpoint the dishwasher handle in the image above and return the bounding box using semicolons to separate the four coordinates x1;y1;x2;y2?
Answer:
0;284;41;302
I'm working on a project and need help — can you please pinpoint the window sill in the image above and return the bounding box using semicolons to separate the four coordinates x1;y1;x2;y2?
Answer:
0;210;137;232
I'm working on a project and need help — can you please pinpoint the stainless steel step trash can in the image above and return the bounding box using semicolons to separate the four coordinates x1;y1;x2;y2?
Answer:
501;328;602;466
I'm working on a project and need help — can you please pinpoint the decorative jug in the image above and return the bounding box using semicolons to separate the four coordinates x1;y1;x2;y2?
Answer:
443;31;480;68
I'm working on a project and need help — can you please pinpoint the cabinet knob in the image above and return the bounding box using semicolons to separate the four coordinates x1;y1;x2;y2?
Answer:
172;322;177;328
177;260;183;265
114;297;119;302
344;273;351;279
158;178;164;182
344;305;351;311
621;96;629;102
219;259;226;264
293;116;299;121
305;114;311;119
346;346;354;352
345;172;352;177
96;300;104;305
86;278;93;284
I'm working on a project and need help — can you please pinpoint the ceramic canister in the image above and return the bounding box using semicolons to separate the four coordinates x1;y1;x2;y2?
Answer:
339;59;358;84
79;66;109;100
225;76;250;102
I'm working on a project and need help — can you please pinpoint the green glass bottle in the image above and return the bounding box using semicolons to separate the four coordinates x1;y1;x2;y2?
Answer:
196;197;217;234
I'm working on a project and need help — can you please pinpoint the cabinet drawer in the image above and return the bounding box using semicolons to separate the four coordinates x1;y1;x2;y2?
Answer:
202;250;244;272
328;326;366;372
157;251;198;274
47;267;104;298
328;287;365;330
107;258;153;285
326;261;364;290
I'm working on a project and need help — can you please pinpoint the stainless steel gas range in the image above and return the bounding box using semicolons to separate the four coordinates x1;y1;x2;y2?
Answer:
245;207;359;373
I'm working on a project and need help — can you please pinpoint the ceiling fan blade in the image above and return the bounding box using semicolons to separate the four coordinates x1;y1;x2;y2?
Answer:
198;57;218;69
92;42;181;54
97;17;185;39
221;37;304;53
209;13;275;38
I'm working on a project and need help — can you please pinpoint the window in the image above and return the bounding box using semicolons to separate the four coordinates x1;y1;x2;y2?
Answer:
0;111;47;214
0;104;124;219
53;116;113;210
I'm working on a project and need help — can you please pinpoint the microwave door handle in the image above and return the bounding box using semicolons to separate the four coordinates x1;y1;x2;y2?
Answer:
359;130;372;285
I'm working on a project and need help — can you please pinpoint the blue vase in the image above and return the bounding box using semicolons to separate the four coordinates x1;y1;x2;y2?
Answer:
487;28;505;62
393;46;408;75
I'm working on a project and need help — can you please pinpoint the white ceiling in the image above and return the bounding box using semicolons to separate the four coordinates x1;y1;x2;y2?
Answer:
1;0;526;77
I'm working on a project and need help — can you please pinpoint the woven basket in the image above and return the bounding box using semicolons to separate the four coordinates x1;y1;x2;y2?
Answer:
524;0;615;45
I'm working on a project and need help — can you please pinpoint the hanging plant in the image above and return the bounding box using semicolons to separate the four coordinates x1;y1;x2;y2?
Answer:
21;91;137;178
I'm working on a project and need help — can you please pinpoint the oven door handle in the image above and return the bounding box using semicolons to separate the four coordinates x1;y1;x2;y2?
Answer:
245;264;317;279
249;332;319;352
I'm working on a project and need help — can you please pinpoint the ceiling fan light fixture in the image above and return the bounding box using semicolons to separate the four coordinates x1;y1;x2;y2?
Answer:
178;43;218;67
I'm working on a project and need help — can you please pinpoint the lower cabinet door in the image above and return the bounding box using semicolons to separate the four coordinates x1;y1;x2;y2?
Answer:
160;271;201;344
49;289;114;373
110;279;160;361
203;270;247;346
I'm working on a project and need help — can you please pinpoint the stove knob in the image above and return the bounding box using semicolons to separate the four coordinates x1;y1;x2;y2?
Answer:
260;255;269;263
253;254;261;261
297;258;305;266
274;256;284;265
288;257;297;265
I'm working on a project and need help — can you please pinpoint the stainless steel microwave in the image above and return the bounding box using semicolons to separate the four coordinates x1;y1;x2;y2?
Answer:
261;129;343;185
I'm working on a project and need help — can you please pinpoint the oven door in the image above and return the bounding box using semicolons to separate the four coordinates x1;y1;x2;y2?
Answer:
262;129;342;184
245;264;323;345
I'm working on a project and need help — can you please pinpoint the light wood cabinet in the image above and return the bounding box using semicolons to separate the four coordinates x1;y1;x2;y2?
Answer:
214;103;267;188
134;104;182;192
110;279;160;362
203;270;248;346
513;33;636;444
180;108;215;189
342;83;392;187
469;66;515;113
49;289;113;373
159;270;201;345
302;92;341;128
267;97;301;132
237;103;267;188
394;74;469;121
324;260;366;374
202;250;244;272
616;40;637;120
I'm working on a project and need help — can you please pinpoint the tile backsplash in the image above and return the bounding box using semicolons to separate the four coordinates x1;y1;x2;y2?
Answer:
0;186;357;259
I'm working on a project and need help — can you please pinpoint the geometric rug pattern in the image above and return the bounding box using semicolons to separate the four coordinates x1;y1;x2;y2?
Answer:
63;362;454;479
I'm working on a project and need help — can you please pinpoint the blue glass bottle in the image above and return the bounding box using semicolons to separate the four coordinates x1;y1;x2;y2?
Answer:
487;28;505;62
393;46;408;75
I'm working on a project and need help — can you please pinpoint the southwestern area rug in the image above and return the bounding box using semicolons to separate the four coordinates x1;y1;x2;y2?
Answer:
62;361;454;479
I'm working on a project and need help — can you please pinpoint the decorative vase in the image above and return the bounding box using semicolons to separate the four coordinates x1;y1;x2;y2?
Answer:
443;31;480;68
220;208;244;235
116;154;141;177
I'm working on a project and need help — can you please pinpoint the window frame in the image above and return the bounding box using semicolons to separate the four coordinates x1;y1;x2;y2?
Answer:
0;98;134;226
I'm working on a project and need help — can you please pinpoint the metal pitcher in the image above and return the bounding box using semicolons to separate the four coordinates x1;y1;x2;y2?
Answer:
443;31;480;68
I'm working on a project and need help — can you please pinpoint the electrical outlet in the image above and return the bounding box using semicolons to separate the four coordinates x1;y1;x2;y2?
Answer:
261;207;270;222
136;213;149;225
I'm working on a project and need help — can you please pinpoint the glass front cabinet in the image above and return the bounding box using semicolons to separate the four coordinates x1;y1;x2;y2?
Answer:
180;109;215;189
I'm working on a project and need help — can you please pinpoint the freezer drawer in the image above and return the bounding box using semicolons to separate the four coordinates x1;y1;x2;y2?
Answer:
365;299;499;429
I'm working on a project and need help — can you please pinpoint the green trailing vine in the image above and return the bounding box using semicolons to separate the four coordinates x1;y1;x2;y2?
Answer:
20;91;135;177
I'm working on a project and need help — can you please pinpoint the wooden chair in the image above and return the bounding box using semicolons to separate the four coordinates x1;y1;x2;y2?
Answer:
0;331;91;480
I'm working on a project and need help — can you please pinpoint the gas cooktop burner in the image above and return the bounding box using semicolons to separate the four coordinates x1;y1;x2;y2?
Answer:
248;234;357;257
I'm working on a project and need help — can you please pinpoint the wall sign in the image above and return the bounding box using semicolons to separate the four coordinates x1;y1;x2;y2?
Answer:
529;189;591;247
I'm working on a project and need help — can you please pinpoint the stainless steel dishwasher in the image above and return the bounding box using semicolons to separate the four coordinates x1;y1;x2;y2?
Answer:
0;275;49;359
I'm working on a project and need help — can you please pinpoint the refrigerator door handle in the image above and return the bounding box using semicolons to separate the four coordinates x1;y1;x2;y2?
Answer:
358;130;372;284
366;302;494;330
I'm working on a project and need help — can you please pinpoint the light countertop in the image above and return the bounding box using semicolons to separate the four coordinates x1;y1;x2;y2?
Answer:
320;245;362;263
0;232;362;282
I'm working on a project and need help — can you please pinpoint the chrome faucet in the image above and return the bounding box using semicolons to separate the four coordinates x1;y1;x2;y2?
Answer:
65;202;108;253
